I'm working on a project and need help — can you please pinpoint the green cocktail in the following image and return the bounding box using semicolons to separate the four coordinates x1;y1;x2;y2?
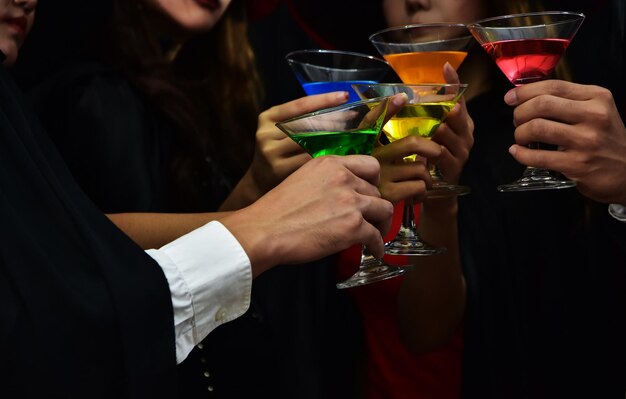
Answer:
289;129;379;158
276;96;412;289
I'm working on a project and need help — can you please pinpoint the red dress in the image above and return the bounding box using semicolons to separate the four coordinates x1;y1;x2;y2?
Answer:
336;201;464;399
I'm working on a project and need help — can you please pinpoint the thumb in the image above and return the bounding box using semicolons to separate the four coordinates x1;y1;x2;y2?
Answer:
443;62;460;84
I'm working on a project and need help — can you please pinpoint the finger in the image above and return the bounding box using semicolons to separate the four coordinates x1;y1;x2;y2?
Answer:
514;118;580;148
443;62;460;84
274;152;312;171
512;95;598;126
449;91;471;122
257;127;309;161
360;198;394;257
432;122;472;161
333;155;382;188
359;94;408;130
361;196;394;230
360;225;386;259
504;79;600;106
374;135;442;164
358;96;393;130
381;161;431;182
263;131;307;152
433;145;464;184
382;93;409;125
262;91;350;122
351;174;385;200
258;124;301;142
508;144;576;173
306;157;381;197
436;102;473;141
379;177;429;203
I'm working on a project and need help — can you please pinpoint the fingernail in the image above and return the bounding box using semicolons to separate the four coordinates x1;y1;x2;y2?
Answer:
337;91;349;101
393;93;408;106
504;89;518;105
508;145;517;156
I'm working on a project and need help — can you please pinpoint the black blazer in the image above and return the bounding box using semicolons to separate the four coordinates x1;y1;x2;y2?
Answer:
0;65;177;398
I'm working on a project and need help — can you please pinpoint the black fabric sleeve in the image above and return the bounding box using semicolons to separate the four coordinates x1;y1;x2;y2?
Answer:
27;63;174;213
0;65;177;398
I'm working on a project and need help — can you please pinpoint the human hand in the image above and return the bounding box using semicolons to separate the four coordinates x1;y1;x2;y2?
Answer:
253;91;350;189
221;155;393;276
429;63;474;185
372;136;441;204
505;80;626;204
220;92;350;210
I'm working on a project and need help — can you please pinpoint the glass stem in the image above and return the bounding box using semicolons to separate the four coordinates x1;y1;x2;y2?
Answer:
401;197;418;236
429;164;445;182
359;244;385;269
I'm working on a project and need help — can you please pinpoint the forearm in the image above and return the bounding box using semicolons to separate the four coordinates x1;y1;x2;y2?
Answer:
397;198;466;354
108;208;281;279
219;170;264;211
107;212;232;249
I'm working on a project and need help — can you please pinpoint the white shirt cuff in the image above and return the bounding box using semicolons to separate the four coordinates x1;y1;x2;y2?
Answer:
608;203;626;223
147;221;252;364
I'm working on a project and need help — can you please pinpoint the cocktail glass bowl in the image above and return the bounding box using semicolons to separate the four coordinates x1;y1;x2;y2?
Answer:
276;97;413;288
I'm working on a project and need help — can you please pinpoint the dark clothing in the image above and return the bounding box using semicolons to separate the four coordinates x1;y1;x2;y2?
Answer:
0;65;177;397
25;61;232;213
459;77;626;399
27;62;175;212
459;3;626;397
24;60;362;398
178;261;363;399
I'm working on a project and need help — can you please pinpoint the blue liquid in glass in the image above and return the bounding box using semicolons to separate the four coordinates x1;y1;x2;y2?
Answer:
301;80;377;103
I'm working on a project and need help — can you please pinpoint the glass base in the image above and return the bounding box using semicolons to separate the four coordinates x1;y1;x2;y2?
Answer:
336;257;411;289
498;167;576;192
427;165;471;199
426;182;471;199
384;226;447;256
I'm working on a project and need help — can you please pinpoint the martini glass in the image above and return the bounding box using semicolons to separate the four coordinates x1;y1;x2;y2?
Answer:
353;83;468;256
285;49;392;103
467;11;585;192
370;23;473;198
276;97;412;289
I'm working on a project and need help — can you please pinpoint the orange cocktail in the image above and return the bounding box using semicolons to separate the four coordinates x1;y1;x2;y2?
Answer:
384;51;467;83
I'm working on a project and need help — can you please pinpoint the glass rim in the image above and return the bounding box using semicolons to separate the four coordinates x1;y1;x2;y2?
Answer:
369;23;469;43
285;49;387;65
466;11;585;28
275;96;391;128
352;82;469;89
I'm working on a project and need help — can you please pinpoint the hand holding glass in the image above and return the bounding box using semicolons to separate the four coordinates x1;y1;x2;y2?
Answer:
370;23;473;198
276;97;412;289
467;11;585;192
353;83;468;256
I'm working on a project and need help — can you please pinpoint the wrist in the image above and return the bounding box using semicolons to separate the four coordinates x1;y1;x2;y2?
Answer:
220;211;276;278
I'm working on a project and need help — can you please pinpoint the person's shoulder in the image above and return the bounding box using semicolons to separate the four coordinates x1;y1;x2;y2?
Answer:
26;59;143;117
35;60;132;98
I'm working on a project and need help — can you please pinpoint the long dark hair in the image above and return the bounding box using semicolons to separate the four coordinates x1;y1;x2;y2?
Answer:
106;0;263;210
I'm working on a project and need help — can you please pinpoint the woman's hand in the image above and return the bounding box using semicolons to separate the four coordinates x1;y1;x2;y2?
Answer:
429;63;474;185
220;91;349;210
372;136;441;204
